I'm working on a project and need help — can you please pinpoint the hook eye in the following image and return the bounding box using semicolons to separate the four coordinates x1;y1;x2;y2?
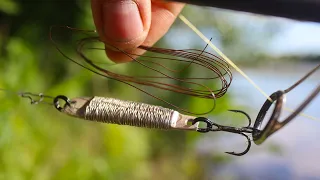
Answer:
53;95;70;111
252;90;285;144
192;117;213;133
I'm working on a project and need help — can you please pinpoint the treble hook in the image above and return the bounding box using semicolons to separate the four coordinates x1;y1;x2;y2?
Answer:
192;110;254;156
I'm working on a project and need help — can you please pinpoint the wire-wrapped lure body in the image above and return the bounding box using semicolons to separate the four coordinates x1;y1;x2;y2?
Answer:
55;96;199;131
53;95;253;156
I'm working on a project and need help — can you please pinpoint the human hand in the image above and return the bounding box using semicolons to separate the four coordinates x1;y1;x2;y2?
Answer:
91;0;185;63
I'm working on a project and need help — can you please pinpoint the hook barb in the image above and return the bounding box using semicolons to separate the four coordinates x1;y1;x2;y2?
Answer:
228;109;252;127
225;132;251;156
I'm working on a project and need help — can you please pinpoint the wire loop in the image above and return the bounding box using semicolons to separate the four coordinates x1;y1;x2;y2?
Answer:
53;95;71;111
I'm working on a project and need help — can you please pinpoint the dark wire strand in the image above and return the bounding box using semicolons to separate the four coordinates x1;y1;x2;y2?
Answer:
49;25;233;115
0;88;54;105
77;37;228;99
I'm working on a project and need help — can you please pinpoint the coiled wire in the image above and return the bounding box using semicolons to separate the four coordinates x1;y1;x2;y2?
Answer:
84;97;176;129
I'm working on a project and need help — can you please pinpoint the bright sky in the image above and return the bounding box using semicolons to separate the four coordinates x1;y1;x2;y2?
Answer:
224;9;320;56
268;22;320;56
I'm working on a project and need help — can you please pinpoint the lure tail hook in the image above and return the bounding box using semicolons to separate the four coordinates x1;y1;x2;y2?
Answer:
192;110;254;156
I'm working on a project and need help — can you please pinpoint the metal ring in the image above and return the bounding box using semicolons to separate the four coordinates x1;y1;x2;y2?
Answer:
192;117;213;133
53;95;70;111
252;90;285;144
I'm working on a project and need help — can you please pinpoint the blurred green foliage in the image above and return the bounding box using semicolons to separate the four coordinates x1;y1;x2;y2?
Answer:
0;1;281;179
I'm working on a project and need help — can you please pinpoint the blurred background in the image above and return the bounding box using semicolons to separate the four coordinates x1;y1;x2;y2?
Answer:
0;0;319;179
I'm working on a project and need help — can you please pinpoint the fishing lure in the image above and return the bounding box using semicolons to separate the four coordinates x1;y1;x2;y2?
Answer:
1;88;251;156
2;63;318;156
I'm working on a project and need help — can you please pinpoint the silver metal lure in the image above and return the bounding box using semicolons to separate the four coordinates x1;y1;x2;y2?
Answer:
54;95;197;131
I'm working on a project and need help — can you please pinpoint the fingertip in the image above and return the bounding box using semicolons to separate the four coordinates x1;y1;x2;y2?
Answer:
102;1;143;42
92;0;151;49
91;0;104;40
137;2;184;50
105;48;146;63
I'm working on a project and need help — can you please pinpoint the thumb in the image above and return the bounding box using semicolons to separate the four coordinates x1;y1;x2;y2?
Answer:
91;0;151;50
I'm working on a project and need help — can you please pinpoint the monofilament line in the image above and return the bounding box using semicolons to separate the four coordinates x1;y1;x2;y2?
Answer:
284;107;318;121
178;14;319;121
178;15;272;101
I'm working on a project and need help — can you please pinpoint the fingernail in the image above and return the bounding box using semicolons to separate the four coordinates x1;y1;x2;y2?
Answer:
103;1;143;42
